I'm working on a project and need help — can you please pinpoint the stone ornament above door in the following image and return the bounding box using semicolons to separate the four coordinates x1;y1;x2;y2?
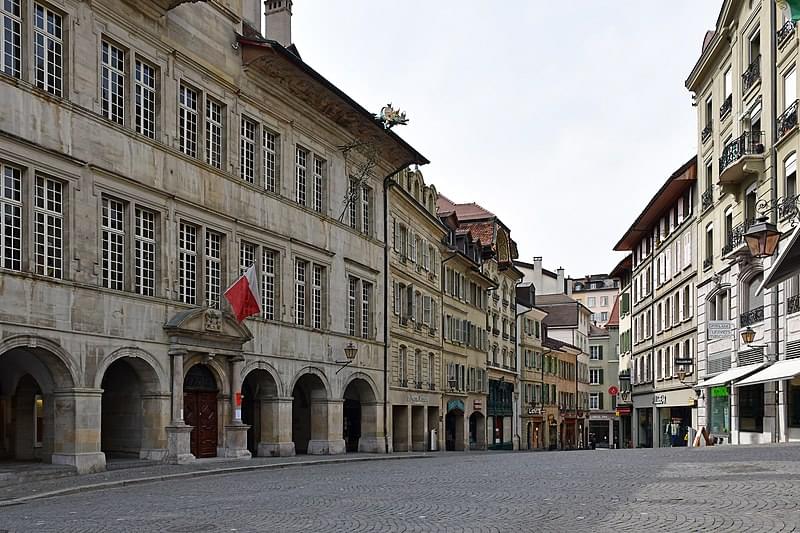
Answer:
164;308;253;352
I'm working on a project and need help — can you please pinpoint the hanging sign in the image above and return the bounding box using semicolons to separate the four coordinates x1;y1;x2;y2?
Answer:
708;321;733;339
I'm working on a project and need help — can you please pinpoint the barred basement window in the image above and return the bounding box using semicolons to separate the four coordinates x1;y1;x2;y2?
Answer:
34;175;62;279
102;197;125;290
262;248;277;320
295;146;307;206
1;0;22;78
135;59;157;139
179;84;199;158
312;264;323;329
33;3;62;97
361;281;372;338
348;276;358;336
204;231;222;309
0;164;22;270
295;259;306;325
134;207;156;296
263;130;279;193
101;41;125;125
240;116;257;183
205;98;223;168
312;156;324;213
178;222;197;304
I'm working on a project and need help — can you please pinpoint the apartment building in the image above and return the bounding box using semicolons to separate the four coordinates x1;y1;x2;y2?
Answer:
0;0;428;472
611;255;634;447
571;275;620;325
614;157;698;448
516;284;548;450
587;320;620;448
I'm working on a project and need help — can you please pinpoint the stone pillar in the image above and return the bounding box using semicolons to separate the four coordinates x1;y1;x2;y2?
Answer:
51;388;106;474
257;397;295;457
308;399;345;455
359;401;384;453
165;349;194;464
609;419;615;449
223;357;250;459
140;393;170;461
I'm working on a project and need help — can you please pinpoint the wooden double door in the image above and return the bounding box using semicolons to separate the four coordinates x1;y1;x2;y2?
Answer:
184;391;218;458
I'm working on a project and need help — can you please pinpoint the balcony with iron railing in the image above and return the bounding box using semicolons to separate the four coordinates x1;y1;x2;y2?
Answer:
720;94;733;119
778;194;800;222
740;306;765;327
741;55;761;94
722;219;754;256
701;122;713;143
778;100;799;141
778;19;796;49
702;188;714;211
789;294;800;315
718;131;765;185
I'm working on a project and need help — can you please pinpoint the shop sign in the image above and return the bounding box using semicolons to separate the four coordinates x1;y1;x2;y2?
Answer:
653;393;667;405
408;393;426;404
711;386;729;398
447;399;465;413
708;320;732;339
616;406;631;415
527;407;542;415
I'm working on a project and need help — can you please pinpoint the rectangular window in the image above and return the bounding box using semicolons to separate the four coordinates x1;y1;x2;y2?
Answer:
312;263;323;330
239;240;256;274
34;175;63;278
1;0;21;78
179;84;199;158
135;59;157;139
348;276;357;336
589;393;599;410
240;116;257;183
348;178;358;229
101;41;125;125
204;230;222;309
134;207;156;296
361;184;371;235
263;130;279;193
0;163;22;270
101;197;125;290
261;248;277;320
739;384;764;432
34;3;63;97
205;98;223;169
178;222;197;304
295;259;306;326
312;156;324;213
295;147;307;206
361;281;372;339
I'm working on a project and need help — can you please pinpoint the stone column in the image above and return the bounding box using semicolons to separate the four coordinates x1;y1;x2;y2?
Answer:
51;388;106;474
257;397;295;456
223;356;251;459
308;399;345;455
165;349;194;464
609;419;615;449
358;401;384;453
140;393;170;461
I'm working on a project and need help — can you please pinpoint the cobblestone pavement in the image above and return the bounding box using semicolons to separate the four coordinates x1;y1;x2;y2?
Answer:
2;444;800;532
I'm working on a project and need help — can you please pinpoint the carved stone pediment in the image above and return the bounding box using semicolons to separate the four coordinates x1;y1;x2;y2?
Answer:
120;0;207;18
164;308;253;350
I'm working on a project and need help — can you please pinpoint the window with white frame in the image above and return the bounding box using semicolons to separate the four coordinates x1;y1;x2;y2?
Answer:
134;207;156;296
313;156;325;213
295;259;306;325
101;41;125;125
428;353;435;387
589;368;602;385
205;97;223;169
178;222;197;304
262;248;278;320
295;258;326;329
590;345;603;360
240;116;257;183
239;240;256;274
361;183;370;234
308;263;321;329
101;197;125;290
263;129;279;193
204;230;222;309
348;276;357;335
0;164;22;271
589;393;599;410
347;276;372;338
135;59;157;139
179;83;199;158
34;175;63;279
1;0;21;78
33;3;63;97
295;146;307;206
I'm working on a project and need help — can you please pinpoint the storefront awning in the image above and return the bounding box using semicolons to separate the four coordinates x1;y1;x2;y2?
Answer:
759;225;800;293
695;363;766;388
734;358;800;387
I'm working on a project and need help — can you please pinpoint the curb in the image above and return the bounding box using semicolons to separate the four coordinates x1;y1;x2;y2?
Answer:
0;454;430;507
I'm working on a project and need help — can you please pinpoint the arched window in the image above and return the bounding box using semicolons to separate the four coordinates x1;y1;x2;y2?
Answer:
742;273;764;326
707;289;730;322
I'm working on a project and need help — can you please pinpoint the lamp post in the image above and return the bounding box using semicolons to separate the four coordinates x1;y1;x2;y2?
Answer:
335;342;358;374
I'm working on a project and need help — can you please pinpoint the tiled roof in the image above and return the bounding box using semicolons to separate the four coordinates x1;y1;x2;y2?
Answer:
589;324;608;337
606;295;621;327
462;222;494;247
536;293;578;305
543;337;580;352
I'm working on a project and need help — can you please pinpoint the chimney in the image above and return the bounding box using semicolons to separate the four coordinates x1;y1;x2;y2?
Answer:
566;276;573;296
265;0;293;47
533;256;543;283
557;267;565;294
242;0;261;30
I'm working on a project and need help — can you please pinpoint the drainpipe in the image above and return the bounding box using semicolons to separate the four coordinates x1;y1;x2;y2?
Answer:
769;0;780;444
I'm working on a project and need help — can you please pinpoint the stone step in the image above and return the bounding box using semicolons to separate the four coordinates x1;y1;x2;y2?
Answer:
0;464;76;488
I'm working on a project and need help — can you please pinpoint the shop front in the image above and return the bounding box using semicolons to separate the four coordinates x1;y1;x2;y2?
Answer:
522;405;545;450
653;389;696;448
487;380;513;450
633;393;654;448
707;385;731;440
616;405;633;448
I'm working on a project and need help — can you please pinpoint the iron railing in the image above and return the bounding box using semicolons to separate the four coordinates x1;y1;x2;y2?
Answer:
741;55;761;93
702;189;714;210
740;305;765;327
778;99;799;140
723;219;754;255
789;295;800;315
778;19;796;48
720;94;733;119
701;122;713;143
778;194;800;221
719;131;765;173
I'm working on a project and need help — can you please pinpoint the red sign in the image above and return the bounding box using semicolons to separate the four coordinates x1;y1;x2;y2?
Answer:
617;406;631;415
608;386;619;396
235;392;242;407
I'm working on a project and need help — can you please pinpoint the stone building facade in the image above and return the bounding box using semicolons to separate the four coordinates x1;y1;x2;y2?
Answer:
571;275;620;326
0;0;427;472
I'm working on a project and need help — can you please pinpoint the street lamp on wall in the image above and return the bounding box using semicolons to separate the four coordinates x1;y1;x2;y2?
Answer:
335;342;359;374
744;216;781;259
741;326;757;346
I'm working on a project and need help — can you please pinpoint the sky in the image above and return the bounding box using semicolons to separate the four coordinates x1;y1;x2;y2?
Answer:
290;1;723;277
